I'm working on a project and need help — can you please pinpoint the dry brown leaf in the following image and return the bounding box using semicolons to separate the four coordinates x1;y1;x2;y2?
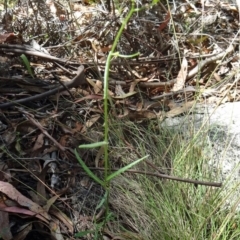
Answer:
167;100;180;110
112;91;137;99
136;101;143;111
145;100;167;110
100;45;112;53
57;122;73;135
0;181;50;221
74;122;83;133
44;195;59;212
0;202;49;223
0;33;20;44
59;135;70;150
81;114;100;133
32;133;44;152
50;208;73;233
158;11;170;32
166;101;195;118
128;110;157;120
28;191;45;206
129;81;138;93
93;80;102;94
171;56;188;92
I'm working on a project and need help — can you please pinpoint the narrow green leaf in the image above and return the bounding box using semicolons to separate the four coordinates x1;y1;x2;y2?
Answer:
75;149;104;186
20;54;34;78
78;141;108;149
106;155;149;181
96;191;108;210
118;52;140;58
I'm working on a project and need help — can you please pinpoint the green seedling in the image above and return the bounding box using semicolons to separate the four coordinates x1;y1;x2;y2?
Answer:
75;0;160;237
20;54;34;78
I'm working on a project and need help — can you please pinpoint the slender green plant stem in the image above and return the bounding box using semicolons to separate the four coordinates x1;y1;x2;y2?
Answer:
100;0;160;228
102;0;139;222
103;1;138;187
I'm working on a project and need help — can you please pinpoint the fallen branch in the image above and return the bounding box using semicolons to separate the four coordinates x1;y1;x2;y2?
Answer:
0;65;86;109
85;167;222;187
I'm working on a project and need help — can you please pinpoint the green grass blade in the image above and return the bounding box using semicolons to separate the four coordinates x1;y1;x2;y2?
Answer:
78;141;108;149
118;52;140;58
96;191;108;210
75;149;104;186
106;155;149;181
20;54;34;78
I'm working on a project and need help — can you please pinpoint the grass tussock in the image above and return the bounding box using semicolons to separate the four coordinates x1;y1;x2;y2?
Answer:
107;118;240;240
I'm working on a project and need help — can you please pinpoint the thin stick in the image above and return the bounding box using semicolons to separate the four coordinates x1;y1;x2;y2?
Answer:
90;167;222;187
19;110;65;151
0;66;85;109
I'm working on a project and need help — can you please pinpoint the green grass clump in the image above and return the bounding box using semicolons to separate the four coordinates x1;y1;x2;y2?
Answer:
108;118;240;240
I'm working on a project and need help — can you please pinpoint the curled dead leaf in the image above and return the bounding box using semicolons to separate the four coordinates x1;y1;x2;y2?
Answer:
0;181;50;221
171;56;188;92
